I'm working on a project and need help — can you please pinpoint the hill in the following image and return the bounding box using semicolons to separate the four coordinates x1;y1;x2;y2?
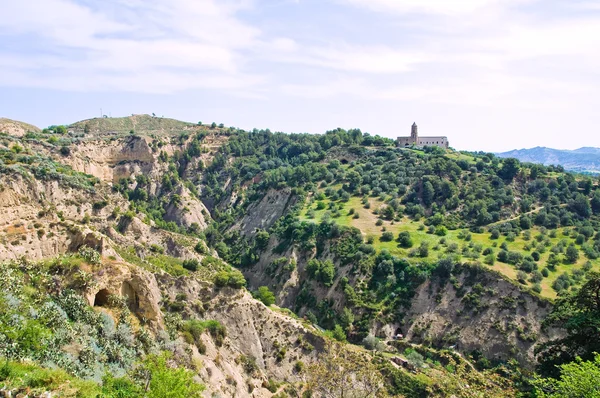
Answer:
497;146;600;174
2;116;600;396
70;114;197;136
0;117;41;136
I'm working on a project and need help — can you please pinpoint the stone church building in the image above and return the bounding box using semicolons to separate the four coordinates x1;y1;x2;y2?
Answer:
397;123;449;149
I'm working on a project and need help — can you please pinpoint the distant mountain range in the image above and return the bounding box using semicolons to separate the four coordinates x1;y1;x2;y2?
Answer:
497;147;600;174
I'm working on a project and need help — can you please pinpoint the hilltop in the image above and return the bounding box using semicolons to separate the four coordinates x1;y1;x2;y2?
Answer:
498;146;600;174
0;117;41;136
70;114;198;136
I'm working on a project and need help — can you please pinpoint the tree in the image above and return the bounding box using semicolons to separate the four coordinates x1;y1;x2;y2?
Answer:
255;229;270;250
397;231;413;248
417;241;429;258
499;158;520;181
140;352;204;398
380;232;394;242
533;355;600;397
305;342;386;398
346;170;362;191
565;244;579;264
591;190;600;215
255;286;276;306
422;181;435;206
520;216;532;230
570;193;592;218
382;206;395;220
536;272;600;377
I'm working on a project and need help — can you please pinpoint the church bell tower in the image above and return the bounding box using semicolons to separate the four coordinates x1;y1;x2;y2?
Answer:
411;122;418;143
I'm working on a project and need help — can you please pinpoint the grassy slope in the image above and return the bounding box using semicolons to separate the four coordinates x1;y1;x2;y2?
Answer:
0;118;42;134
70;114;195;135
299;194;597;299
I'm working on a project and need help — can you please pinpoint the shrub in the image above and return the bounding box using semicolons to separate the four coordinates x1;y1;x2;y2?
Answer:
141;352;205;397
182;259;199;272
435;226;448;236
149;244;164;254
78;246;101;265
331;324;347;342
255;286;275;306
194;241;207;254
380;232;394;242
397;231;413;248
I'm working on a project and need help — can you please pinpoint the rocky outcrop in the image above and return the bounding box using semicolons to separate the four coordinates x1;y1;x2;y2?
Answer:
156;276;325;397
85;262;164;330
232;189;297;236
64;135;156;184
381;266;562;368
163;184;210;230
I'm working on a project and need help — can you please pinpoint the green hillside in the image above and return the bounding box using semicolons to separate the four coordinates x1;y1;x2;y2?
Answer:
2;120;600;397
70;114;196;135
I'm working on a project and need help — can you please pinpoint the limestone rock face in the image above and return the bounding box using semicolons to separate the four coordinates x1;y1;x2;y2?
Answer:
156;276;325;397
384;268;562;368
232;188;297;236
85;262;164;331
163;184;210;229
63;136;156;184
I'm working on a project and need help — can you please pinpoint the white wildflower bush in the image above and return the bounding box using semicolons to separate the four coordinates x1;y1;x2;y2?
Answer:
0;257;157;381
78;245;101;265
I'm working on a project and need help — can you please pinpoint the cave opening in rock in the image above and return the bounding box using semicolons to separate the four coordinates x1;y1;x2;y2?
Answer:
94;289;110;307
121;281;140;312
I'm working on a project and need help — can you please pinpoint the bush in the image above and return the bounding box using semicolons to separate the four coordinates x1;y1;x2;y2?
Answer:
255;286;276;306
380;232;394;242
397;231;413;248
331;324;347;342
149;244;164;254
142;352;205;397
435;226;448;236
182;259;199;272
194;241;207;254
214;269;246;289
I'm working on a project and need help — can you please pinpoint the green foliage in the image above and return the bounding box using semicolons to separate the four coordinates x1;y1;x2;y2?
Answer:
306;259;336;287
499;158;520;181
214;269;246;289
534;354;600;397
255;286;276;306
397;231;414;248
565;244;579;264
182;258;199;272
537;272;600;377
141;352;205;398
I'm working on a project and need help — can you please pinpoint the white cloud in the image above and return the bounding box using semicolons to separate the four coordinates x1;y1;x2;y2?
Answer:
301;46;429;74
338;0;532;16
0;0;264;93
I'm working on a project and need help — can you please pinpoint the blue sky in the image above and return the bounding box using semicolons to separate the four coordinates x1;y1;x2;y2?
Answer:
1;0;599;151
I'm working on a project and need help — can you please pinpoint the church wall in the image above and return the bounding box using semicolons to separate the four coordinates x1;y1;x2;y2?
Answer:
417;137;448;148
397;137;414;146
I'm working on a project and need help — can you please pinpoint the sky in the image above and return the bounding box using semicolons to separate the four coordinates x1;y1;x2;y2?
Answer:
1;0;599;152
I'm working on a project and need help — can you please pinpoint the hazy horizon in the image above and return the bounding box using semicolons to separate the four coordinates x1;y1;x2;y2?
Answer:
2;0;600;152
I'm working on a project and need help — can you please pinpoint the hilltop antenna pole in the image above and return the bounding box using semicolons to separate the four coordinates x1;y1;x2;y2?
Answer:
100;108;103;118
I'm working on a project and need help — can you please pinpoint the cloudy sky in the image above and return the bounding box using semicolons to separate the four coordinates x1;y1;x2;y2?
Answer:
1;0;599;151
